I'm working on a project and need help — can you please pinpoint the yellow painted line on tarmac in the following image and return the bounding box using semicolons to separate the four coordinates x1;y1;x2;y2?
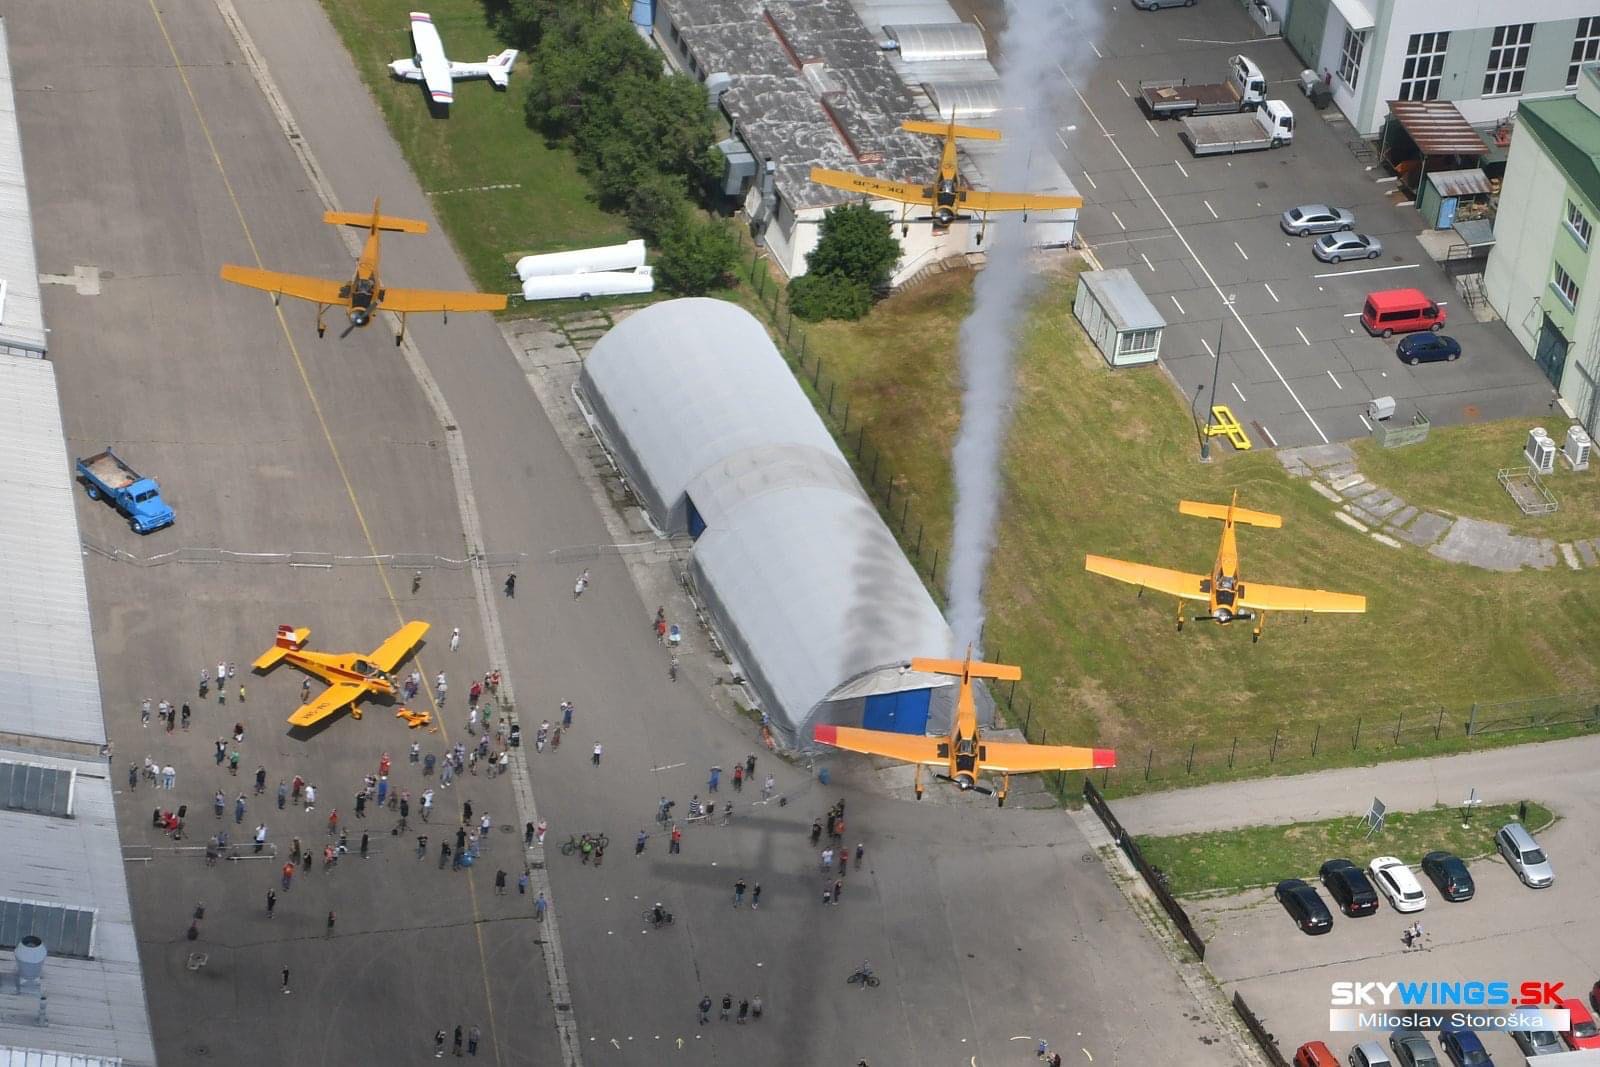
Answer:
144;3;503;1060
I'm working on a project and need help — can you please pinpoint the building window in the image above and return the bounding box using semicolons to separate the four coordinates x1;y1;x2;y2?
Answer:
1484;23;1534;96
1553;263;1581;309
1570;17;1600;88
1338;27;1366;90
1122;328;1159;355
1568;201;1594;249
1399;32;1449;101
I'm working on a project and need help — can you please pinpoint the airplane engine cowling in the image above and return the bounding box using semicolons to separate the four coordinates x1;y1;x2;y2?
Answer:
350;307;371;328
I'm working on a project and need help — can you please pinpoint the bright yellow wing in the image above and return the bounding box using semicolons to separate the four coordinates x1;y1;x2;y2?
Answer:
960;190;1083;213
808;167;933;207
381;287;507;313
980;739;1117;773
1084;555;1209;602
813;724;944;766
221;264;346;305
367;621;430;673
1239;581;1366;614
287;683;367;728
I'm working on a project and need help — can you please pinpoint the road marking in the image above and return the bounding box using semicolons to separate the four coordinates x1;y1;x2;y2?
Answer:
651;762;687;772
1055;63;1329;444
1258;424;1278;447
1140;252;1155;272
1359;413;1373;431
1312;263;1419;279
1263;282;1279;303
1295;326;1310;345
1173;160;1188;178
1145;118;1160;138
1326;369;1343;390
1231;382;1248;402
1082;169;1097;189
1204;199;1218;218
1375;175;1398;183
1343;311;1363;317
1111;210;1126;230
1233;241;1248;260
1201;337;1215;359
1091;41;1103;58
1116;78;1129;96
1170;295;1186;315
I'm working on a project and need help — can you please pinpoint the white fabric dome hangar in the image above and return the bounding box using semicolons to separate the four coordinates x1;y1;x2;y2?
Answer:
576;298;979;747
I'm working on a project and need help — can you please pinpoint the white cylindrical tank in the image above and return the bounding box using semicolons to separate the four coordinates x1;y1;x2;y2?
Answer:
521;267;655;302
516;240;647;282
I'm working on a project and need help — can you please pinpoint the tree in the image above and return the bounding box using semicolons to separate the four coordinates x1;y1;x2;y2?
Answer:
787;272;872;322
625;173;691;243
575;73;720;207
804;203;901;290
657;217;739;296
480;0;568;49
523;17;660;139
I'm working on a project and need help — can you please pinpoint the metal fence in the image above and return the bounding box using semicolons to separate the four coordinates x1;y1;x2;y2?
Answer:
1233;992;1291;1067
1082;780;1206;961
81;536;524;571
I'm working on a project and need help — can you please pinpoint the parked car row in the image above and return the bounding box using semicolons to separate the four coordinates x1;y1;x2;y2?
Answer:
1294;991;1600;1067
1275;824;1552;935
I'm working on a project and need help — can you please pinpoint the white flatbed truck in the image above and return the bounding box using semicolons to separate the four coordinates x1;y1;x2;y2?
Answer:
1179;101;1295;156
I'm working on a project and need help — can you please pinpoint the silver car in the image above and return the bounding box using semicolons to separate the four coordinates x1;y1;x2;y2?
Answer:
1132;0;1195;7
1313;231;1383;263
1511;1028;1565;1056
1497;823;1554;887
1281;204;1356;236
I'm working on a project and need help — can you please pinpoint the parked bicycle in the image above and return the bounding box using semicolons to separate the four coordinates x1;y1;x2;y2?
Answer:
846;963;880;988
642;904;675;928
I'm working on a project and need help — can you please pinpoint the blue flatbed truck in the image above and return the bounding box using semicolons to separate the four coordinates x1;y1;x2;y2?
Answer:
75;448;175;533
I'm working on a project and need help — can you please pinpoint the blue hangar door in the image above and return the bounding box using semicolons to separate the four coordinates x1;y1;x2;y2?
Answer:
862;688;932;734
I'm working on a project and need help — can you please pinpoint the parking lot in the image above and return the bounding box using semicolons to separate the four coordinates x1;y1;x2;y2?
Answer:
1046;1;1557;449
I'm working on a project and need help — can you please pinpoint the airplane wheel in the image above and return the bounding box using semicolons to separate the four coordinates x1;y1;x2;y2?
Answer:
997;795;1006;808
317;327;326;338
1251;633;1260;644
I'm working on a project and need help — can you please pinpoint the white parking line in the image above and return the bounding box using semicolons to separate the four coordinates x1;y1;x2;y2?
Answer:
1231;382;1248;403
1234;241;1249;260
1116;78;1130;96
1295;326;1311;345
1111;210;1126;230
1312;263;1419;279
1342;311;1363;318
1170;295;1186;315
1082;170;1098;190
1264;282;1279;303
1375;176;1398;184
1359;413;1373;431
1146;118;1160;138
1140;252;1155;272
1326;369;1343;390
1201;337;1216;359
1204;200;1218;219
1258;424;1278;447
1174;160;1189;178
1091;41;1103;58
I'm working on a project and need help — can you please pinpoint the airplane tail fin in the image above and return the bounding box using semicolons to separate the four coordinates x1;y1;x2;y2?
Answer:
252;625;309;671
487;50;518;87
902;119;1002;142
909;654;1022;683
323;203;428;234
1179;498;1283;528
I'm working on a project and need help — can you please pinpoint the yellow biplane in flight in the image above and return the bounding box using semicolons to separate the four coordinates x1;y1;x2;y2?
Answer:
1084;492;1366;642
808;117;1083;242
220;198;505;345
814;647;1114;806
251;621;430;729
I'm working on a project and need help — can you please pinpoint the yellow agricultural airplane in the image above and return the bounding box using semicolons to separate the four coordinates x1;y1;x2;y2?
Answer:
813;647;1115;806
808;117;1084;242
1084;492;1367;642
219;198;506;345
251;621;430;729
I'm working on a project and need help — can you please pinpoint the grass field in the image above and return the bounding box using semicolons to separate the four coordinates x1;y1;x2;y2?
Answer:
1135;802;1554;895
317;0;633;292
790;262;1600;794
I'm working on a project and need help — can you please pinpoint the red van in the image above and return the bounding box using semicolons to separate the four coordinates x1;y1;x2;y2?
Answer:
1361;288;1445;338
1292;1041;1339;1067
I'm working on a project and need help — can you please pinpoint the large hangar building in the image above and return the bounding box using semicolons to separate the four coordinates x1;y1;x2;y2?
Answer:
577;298;985;747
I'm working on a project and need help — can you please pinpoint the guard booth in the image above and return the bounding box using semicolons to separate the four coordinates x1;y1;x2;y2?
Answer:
1073;269;1166;368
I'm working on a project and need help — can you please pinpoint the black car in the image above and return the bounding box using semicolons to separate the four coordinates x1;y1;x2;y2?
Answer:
1275;878;1333;934
1397;333;1461;364
1320;858;1380;916
1421;851;1476;902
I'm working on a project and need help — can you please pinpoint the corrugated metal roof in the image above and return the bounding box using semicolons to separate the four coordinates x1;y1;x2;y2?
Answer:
1427;168;1492;196
883;23;987;62
1;1050;126;1067
1082;269;1166;332
1388;100;1488;157
0;762;74;817
0;19;45;356
0;357;104;747
922;80;1001;119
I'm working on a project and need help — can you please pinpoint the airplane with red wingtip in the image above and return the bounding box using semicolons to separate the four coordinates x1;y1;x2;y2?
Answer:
813;646;1114;806
251;621;429;729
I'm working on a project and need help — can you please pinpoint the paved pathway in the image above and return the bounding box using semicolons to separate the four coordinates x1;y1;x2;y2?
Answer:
1112;732;1600;836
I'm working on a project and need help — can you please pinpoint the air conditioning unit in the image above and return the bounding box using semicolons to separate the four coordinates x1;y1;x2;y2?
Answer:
1563;425;1592;471
1525;426;1556;473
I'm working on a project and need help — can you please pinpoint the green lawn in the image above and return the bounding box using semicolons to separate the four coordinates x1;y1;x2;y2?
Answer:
781;264;1600;796
317;0;633;292
1135;802;1554;895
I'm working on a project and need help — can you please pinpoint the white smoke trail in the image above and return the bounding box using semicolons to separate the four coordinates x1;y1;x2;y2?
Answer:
945;0;1090;651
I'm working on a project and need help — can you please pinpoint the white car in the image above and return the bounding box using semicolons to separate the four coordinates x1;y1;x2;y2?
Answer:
1369;856;1427;913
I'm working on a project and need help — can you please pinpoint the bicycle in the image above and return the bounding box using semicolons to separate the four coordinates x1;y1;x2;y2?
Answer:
642;907;675;928
559;832;609;856
846;967;880;988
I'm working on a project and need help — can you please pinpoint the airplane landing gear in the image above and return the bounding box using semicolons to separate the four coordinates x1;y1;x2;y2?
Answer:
1252;611;1266;643
913;763;924;800
996;773;1010;807
315;303;330;338
1175;597;1185;631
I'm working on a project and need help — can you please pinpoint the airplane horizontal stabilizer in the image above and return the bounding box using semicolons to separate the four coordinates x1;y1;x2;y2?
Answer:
901;119;1002;142
909;655;1021;682
1179;499;1282;528
323;210;429;234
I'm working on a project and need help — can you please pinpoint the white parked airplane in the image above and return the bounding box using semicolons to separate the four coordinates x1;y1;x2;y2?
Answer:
388;11;518;107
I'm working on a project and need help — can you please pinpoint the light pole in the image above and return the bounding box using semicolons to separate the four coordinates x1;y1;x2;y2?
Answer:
1189;382;1207;451
1200;294;1235;461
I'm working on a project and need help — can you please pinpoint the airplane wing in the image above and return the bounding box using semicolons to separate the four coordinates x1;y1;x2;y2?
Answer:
808;168;933;207
220;265;346;305
407;12;454;103
287;683;367;728
380;286;507;313
1084;555;1210;602
980;738;1117;773
813;724;944;766
1238;581;1367;614
366;621;430;673
960;190;1084;213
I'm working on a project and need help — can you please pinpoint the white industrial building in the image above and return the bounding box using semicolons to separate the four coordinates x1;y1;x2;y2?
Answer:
577;298;984;745
1262;0;1600;136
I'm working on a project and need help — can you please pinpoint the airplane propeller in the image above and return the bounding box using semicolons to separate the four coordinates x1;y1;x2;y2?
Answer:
934;773;992;796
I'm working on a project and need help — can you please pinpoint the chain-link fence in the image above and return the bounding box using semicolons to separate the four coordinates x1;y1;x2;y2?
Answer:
81;536;524;571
